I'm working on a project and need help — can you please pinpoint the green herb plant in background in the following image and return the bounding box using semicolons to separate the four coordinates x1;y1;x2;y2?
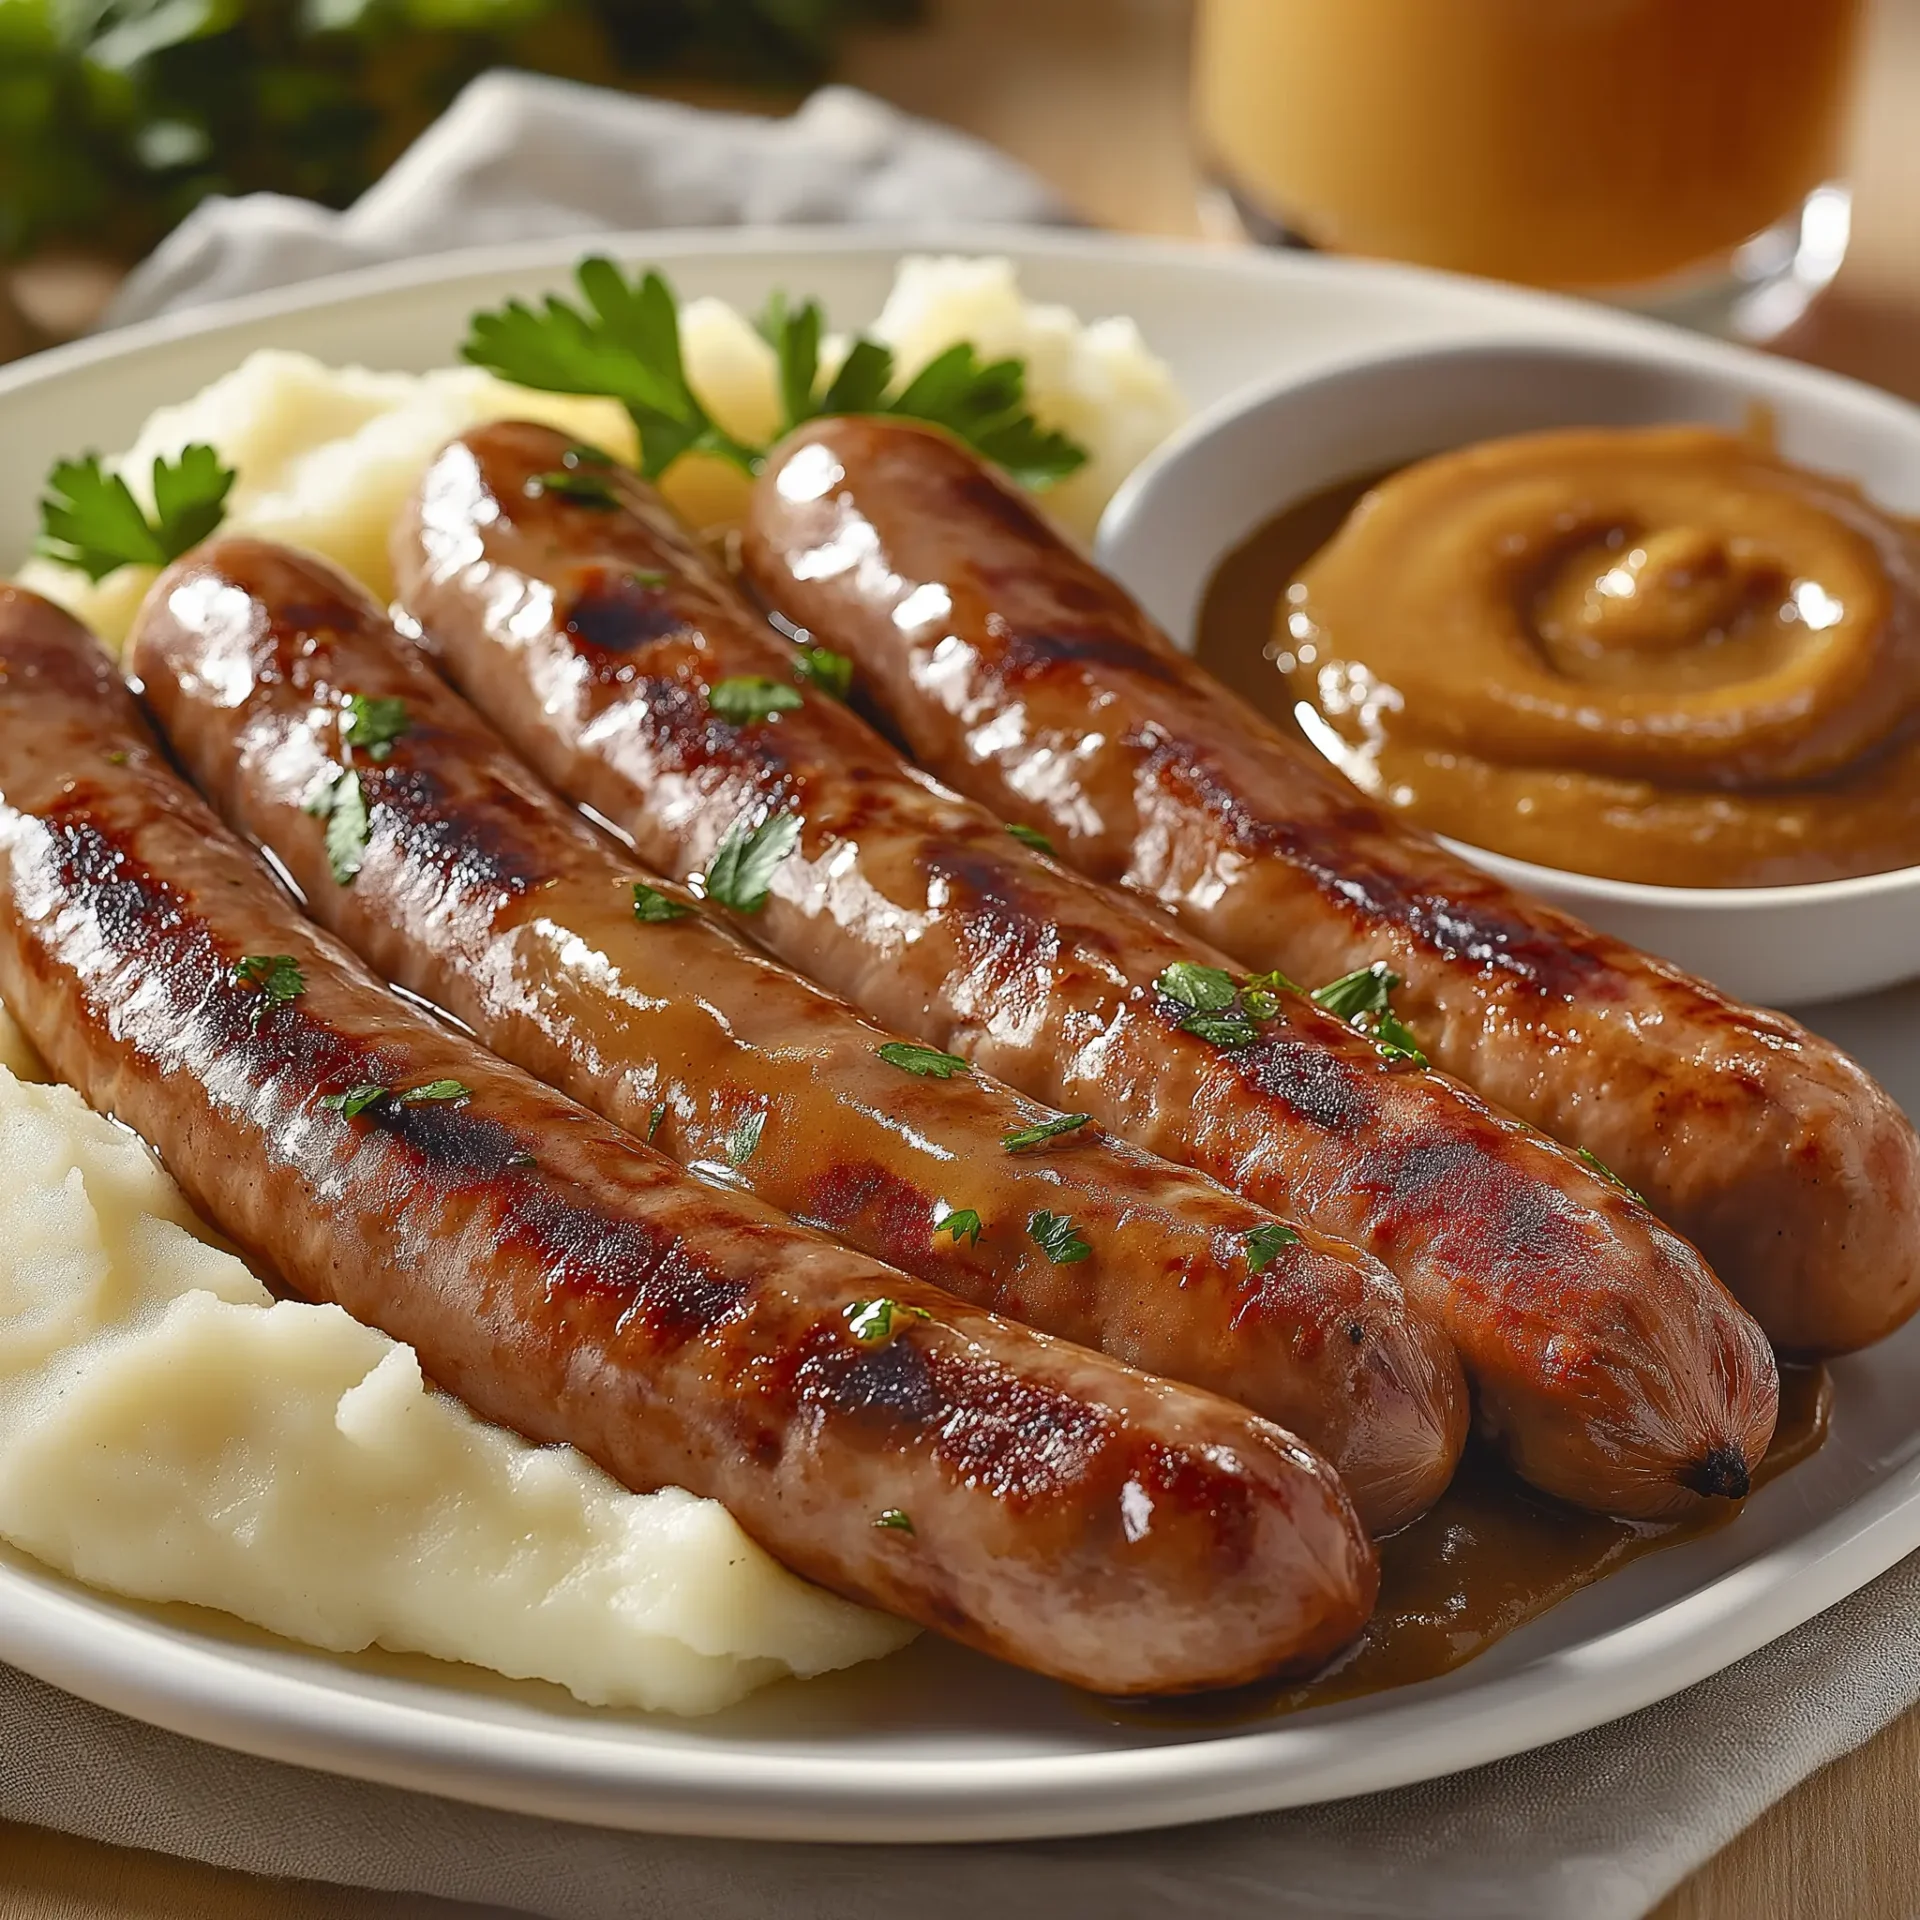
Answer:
0;0;919;259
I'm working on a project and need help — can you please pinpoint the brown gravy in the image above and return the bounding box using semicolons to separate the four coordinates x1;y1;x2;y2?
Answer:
1101;1363;1829;1724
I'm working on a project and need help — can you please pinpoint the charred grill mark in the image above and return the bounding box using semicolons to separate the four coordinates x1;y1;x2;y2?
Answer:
264;594;364;652
981;610;1179;688
921;1349;1112;1504
562;570;698;654
1238;1037;1376;1135
1134;735;1610;999
921;841;1064;986
800;1328;942;1426
1135;1441;1259;1574
1374;1132;1587;1282
364;758;548;899
803;1159;938;1269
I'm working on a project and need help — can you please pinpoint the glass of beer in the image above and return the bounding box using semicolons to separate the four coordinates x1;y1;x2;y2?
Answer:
1192;0;1867;339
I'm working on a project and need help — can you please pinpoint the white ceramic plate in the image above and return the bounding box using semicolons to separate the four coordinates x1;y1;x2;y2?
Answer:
2;228;1918;1844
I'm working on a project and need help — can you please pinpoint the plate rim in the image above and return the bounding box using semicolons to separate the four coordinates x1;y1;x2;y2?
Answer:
3;222;1917;1843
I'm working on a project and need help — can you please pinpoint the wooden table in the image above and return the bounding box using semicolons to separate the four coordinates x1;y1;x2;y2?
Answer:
4;2;1918;1913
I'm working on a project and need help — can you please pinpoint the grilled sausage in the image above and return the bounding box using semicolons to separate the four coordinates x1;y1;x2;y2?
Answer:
131;536;1466;1534
0;583;1377;1694
742;417;1920;1357
391;421;1780;1520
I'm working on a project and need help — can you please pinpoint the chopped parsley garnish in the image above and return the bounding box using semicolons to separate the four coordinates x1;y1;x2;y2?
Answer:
36;443;235;582
646;1103;667;1142
1156;962;1238;1014
1027;1210;1091;1265
933;1206;982;1247
629;567;668;589
725;1109;765;1167
877;1041;970;1079
305;769;371;887
1243;968;1303;997
1154;962;1279;1053
321;1078;470;1119
1001;1112;1092;1152
464;260;1086;489
702;808;802;914
707;676;804;725
342;694;409;762
631;882;694;924
1311;963;1429;1069
792;645;853;700
1244;1222;1302;1273
1577;1145;1646;1204
845;1297;931;1346
231;953;304;1027
529;468;621;509
1005;821;1054;855
874;1508;915;1534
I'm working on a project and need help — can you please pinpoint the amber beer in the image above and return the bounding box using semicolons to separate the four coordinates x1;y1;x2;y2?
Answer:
1193;0;1865;295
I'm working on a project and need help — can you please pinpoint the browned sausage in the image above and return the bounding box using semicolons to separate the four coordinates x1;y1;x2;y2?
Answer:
131;535;1466;1534
741;417;1920;1356
391;420;1779;1520
0;583;1376;1694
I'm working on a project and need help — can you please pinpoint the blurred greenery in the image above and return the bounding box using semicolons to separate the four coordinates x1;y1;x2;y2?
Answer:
0;0;920;257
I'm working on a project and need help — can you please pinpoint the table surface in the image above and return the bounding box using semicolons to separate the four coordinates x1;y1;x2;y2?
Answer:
2;2;1918;1915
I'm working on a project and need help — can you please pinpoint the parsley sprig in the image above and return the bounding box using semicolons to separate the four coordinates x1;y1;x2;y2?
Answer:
933;1205;983;1247
703;808;802;914
1577;1145;1647;1205
845;1297;932;1347
878;1041;970;1080
36;445;235;582
1154;961;1297;1053
1244;1222;1302;1273
461;259;1087;490
1310;963;1429;1068
322;1078;470;1119
1001;1112;1092;1153
1028;1210;1091;1266
231;954;304;1028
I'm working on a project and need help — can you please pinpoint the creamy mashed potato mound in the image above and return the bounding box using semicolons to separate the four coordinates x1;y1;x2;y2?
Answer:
0;1017;912;1712
16;255;1182;644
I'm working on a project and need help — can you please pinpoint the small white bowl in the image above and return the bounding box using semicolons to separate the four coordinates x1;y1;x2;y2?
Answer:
1096;336;1920;1009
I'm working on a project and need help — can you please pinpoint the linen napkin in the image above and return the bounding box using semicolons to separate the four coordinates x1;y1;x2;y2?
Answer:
9;70;1918;1920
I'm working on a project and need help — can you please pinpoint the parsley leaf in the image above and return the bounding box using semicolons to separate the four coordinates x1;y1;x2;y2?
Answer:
1028;1210;1092;1265
1577;1146;1646;1204
708;676;804;725
36;444;235;582
343;694;409;762
321;1077;470;1119
463;260;759;480
467;261;1089;492
529;468;621;509
703;808;802;914
792;645;853;700
1244;968;1303;996
845;1297;931;1346
646;1103;668;1142
1002;1112;1092;1152
725;1110;765;1167
1244;1222;1302;1274
878;1041;970;1080
1311;963;1428;1068
1181;1010;1262;1050
306;769;370;887
320;1083;389;1119
232;953;304;1027
632;882;694;924
1005;822;1054;855
874;1508;915;1534
1155;962;1238;1014
933;1206;982;1247
1311;963;1399;1024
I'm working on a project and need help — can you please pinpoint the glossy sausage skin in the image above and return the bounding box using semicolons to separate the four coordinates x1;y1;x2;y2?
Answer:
0;585;1376;1694
132;537;1465;1535
743;418;1920;1357
393;421;1780;1521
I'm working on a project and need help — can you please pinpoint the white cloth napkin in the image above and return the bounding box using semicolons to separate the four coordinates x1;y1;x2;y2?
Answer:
14;69;1917;1919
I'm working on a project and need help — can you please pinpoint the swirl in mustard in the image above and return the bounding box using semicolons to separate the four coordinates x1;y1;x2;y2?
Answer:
1281;425;1920;888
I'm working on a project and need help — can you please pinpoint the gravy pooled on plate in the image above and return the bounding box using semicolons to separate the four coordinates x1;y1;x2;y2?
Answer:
1202;425;1920;888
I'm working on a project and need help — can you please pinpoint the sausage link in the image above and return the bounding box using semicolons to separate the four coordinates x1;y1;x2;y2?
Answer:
742;417;1920;1356
391;421;1780;1520
131;535;1465;1533
0;584;1376;1694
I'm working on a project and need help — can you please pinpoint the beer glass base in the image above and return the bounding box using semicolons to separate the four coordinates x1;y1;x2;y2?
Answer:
1199;179;1851;345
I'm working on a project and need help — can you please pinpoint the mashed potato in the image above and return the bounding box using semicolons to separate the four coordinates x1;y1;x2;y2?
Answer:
0;1022;912;1713
16;254;1183;648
